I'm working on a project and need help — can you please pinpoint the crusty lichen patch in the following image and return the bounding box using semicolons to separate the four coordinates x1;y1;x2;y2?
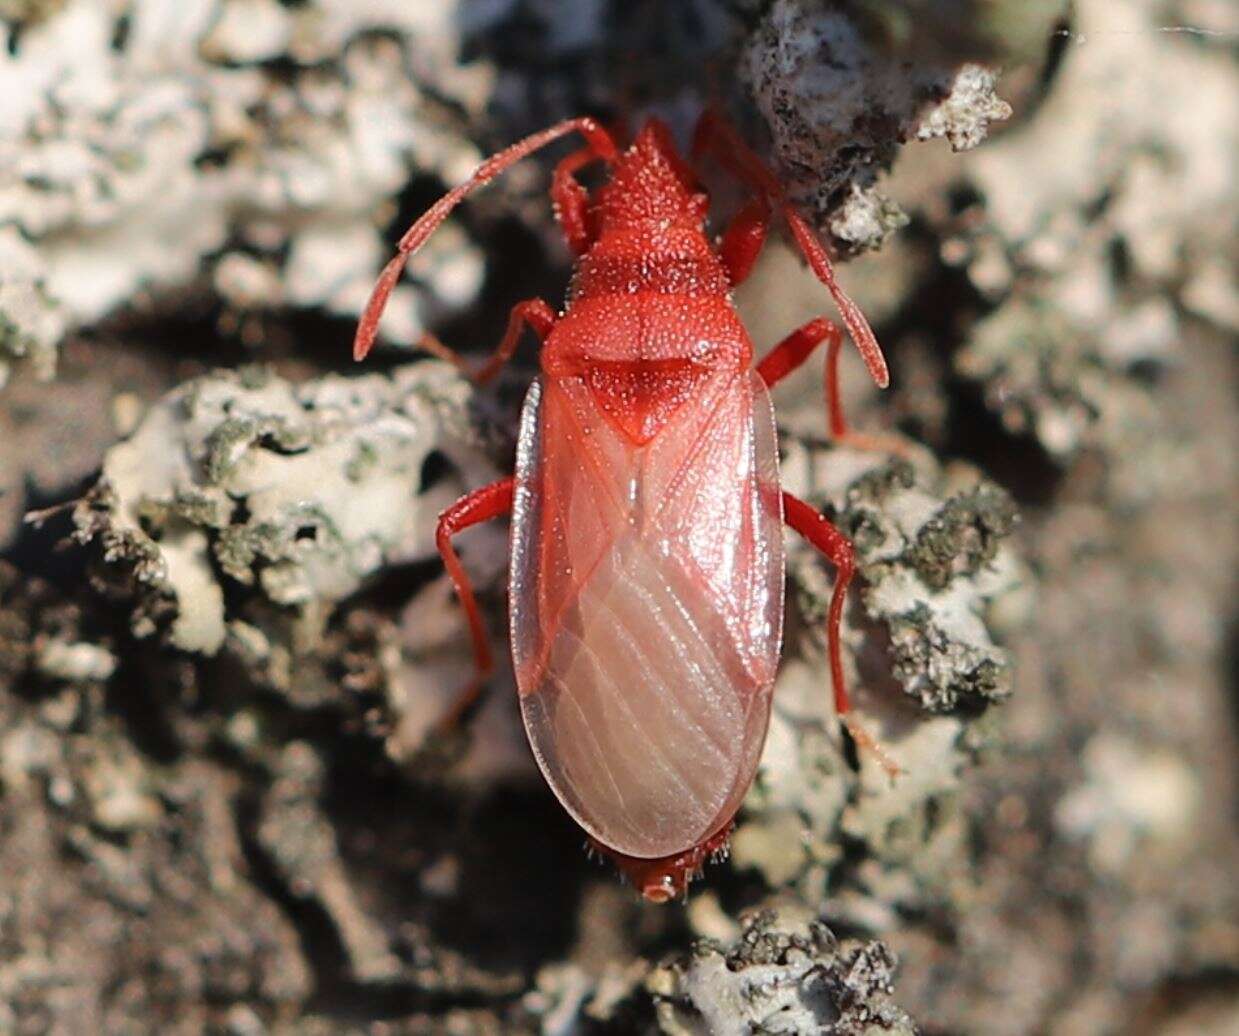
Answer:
650;907;916;1036
0;0;489;382
785;443;1024;714
73;362;500;655
741;0;1019;252
945;0;1237;488
729;438;1026;905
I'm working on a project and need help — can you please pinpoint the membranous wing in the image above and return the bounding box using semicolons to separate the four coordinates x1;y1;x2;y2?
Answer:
509;371;784;859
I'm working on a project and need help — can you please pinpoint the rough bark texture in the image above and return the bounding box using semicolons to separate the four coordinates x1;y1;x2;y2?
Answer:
1;1;1235;1033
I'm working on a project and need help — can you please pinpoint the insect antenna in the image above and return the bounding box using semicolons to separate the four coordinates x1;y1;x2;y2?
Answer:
782;206;889;388
691;108;889;388
353;117;619;362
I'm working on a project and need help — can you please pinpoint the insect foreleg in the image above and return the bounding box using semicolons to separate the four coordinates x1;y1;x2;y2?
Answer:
691;108;783;198
398;299;555;385
434;477;515;731
759;318;915;456
782;491;900;777
473;299;556;385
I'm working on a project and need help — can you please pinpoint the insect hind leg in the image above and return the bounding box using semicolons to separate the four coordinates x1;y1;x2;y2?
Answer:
433;478;515;732
782;491;900;778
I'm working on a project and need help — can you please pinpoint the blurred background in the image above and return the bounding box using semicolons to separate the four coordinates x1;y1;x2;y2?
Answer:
0;1;1235;1033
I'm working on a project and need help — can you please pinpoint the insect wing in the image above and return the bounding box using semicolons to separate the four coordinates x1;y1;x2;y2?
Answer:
509;372;784;859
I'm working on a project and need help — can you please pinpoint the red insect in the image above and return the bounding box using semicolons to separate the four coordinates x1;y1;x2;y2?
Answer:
354;112;892;902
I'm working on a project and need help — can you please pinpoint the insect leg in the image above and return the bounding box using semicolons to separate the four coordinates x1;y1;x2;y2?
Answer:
411;299;556;386
691;108;783;198
718;198;771;287
782;491;900;777
691;108;888;389
782;492;855;716
553;111;650;255
434;477;515;730
760;319;914;455
757;316;851;437
474;299;556;384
